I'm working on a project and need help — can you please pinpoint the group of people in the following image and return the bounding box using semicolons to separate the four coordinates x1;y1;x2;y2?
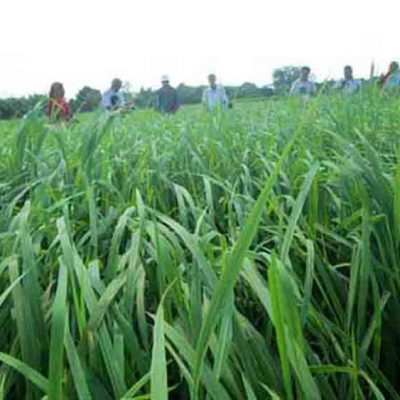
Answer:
100;74;229;114
289;65;361;96
47;73;229;121
47;61;400;122
290;62;400;97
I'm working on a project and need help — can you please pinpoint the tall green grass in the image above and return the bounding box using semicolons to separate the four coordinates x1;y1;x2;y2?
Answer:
0;90;400;399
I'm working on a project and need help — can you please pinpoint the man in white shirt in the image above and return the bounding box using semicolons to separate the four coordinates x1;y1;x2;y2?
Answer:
334;65;361;94
102;78;125;110
290;66;317;96
202;74;229;111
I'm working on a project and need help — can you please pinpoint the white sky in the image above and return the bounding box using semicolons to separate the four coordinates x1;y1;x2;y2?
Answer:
0;0;398;98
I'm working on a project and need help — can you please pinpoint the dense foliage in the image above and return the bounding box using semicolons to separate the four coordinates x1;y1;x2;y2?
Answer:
70;86;102;113
0;95;46;120
272;66;302;93
0;90;400;399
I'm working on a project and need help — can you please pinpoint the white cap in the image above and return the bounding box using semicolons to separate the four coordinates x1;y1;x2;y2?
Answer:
161;75;169;82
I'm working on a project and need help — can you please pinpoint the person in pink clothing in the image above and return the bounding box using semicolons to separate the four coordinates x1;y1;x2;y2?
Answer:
47;82;73;122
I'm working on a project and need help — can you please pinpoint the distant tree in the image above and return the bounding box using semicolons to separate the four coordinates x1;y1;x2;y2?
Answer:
272;66;302;93
121;81;137;109
135;87;154;108
71;86;101;112
238;82;259;97
261;84;276;96
176;84;205;105
0;95;46;119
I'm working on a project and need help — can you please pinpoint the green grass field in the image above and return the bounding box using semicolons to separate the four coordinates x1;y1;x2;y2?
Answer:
1;90;400;399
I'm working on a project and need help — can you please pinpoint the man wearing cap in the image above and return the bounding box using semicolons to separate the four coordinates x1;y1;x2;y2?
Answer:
155;75;179;114
202;74;229;111
102;78;125;110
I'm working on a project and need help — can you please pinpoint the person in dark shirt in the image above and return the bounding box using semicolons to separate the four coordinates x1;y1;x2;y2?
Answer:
155;75;179;114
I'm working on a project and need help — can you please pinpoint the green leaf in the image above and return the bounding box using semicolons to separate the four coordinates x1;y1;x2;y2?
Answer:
0;352;49;394
48;259;68;400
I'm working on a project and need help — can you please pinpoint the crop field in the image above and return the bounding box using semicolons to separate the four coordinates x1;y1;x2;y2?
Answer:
0;91;400;400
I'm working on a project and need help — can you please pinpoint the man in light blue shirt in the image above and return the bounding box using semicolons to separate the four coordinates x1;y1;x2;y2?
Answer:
334;65;361;94
290;66;317;97
202;74;229;111
102;78;125;110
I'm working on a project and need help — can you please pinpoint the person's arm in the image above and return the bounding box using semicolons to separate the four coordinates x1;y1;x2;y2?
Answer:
102;91;110;109
379;71;391;87
202;89;208;109
65;101;73;120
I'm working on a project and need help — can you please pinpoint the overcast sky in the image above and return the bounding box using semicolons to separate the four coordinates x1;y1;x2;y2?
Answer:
0;0;398;98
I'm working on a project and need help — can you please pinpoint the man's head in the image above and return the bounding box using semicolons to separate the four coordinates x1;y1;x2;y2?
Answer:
161;75;170;88
111;78;123;92
300;66;311;81
344;65;353;80
389;61;399;74
208;74;217;89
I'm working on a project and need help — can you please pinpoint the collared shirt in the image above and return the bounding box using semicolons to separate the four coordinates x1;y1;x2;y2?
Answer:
202;85;229;110
102;89;124;109
156;86;179;113
290;79;317;96
334;78;361;94
383;71;400;90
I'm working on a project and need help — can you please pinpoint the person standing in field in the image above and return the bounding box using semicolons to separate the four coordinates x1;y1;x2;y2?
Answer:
334;65;361;94
379;61;400;90
290;66;317;96
155;75;179;114
202;74;229;111
102;78;125;110
47;82;73;122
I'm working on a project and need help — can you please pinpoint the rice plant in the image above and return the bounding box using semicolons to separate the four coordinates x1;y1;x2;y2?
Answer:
0;89;399;399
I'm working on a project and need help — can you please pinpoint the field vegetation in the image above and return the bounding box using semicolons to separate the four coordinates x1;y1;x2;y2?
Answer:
0;89;400;399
